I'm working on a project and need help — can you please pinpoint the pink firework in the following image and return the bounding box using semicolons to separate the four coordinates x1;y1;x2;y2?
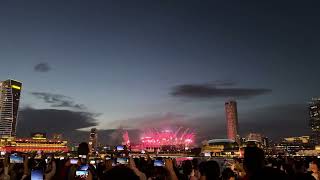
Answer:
140;127;195;148
122;131;130;146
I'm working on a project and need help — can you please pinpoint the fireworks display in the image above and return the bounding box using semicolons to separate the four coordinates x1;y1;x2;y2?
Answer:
140;127;195;149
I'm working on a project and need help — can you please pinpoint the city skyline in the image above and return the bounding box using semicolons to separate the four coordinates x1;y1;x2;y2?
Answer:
0;1;320;142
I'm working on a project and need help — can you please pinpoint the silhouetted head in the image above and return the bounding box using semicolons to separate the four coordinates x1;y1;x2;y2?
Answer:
78;142;89;155
243;147;265;174
222;168;235;180
203;160;220;180
182;160;193;176
251;167;288;180
310;159;320;173
103;166;139;180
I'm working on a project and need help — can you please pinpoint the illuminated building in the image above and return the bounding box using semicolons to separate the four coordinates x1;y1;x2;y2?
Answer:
309;98;320;145
274;136;312;155
0;133;68;153
0;79;22;137
89;128;98;154
202;139;240;157
284;136;310;144
246;133;263;142
52;133;63;140
243;133;264;148
225;101;239;143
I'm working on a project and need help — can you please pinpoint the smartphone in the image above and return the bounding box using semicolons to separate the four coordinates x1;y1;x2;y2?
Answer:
204;152;211;157
75;170;88;179
106;157;111;160
10;154;23;163
79;155;87;158
154;160;165;167
89;160;96;165
79;164;89;171
141;150;145;154
116;145;124;151
116;158;128;165
31;169;44;180
0;151;5;156
70;158;79;164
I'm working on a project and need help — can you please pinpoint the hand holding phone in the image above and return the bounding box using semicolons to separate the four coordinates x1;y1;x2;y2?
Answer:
154;159;165;167
75;170;88;179
116;145;124;151
89;160;96;165
10;154;23;164
116;158;128;165
31;169;44;180
70;158;79;165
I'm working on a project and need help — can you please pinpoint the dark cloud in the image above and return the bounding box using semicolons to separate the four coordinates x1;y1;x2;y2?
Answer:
31;92;86;110
16;107;139;145
17;107;98;143
34;63;51;72
239;104;310;140
171;82;271;99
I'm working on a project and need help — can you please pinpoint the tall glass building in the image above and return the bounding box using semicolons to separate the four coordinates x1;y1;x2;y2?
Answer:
0;80;22;137
89;128;98;154
225;100;239;143
309;98;320;145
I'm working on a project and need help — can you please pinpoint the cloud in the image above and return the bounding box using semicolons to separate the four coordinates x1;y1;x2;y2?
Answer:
31;92;86;110
171;82;272;99
106;113;188;130
239;104;310;140
34;63;51;72
17;107;98;142
16;107;139;145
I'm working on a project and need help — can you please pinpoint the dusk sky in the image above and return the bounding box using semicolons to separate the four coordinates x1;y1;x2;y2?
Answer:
1;1;320;142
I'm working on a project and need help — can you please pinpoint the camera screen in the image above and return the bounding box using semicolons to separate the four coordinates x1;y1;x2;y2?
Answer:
10;154;23;163
116;158;128;165
154;160;165;167
70;159;79;164
116;146;124;151
31;169;44;180
76;170;88;179
79;164;89;171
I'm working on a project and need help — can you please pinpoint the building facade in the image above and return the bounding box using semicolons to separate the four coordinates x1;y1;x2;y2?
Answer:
89;128;98;154
202;139;240;157
0;133;68;153
309;98;320;145
0;80;22;137
225;101;239;143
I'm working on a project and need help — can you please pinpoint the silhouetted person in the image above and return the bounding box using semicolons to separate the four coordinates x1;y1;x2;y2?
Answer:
103;166;139;180
200;160;220;180
222;168;235;180
310;159;320;180
182;160;193;179
292;160;315;180
78;142;90;156
242;147;265;179
242;147;289;180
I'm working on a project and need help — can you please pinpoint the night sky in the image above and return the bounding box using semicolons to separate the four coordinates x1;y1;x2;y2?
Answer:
1;1;320;144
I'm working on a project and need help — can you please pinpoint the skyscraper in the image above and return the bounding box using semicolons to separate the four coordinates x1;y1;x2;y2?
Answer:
0;80;22;137
89;128;98;154
309;98;320;145
225;100;239;143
